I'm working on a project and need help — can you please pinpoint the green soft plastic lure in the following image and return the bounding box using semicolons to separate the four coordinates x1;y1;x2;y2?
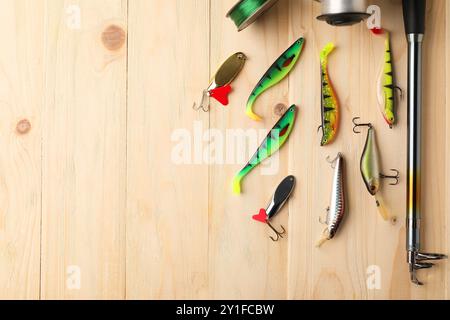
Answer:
246;38;305;121
319;42;339;146
377;32;402;128
233;105;297;194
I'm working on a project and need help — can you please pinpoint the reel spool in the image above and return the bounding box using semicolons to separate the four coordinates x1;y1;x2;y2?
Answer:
227;0;279;32
315;0;370;26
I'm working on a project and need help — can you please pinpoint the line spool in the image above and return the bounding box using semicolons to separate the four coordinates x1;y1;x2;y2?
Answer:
226;0;279;32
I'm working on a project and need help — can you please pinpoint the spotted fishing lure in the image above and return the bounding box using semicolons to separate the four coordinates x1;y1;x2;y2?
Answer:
194;52;247;112
252;176;296;242
319;42;339;146
246;38;305;121
376;31;402;128
353;117;400;221
317;153;346;247
233;105;297;194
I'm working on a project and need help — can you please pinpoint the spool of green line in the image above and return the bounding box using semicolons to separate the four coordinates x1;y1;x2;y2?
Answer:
227;0;279;31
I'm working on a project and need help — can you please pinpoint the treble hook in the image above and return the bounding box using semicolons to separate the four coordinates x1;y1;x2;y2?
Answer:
192;90;210;112
380;169;400;185
267;222;286;242
352;117;373;134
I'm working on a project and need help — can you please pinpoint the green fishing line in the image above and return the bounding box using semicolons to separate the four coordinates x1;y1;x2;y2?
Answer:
227;0;278;31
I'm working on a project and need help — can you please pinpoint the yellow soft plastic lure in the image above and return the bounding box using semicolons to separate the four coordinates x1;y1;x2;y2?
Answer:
319;42;339;146
377;31;402;128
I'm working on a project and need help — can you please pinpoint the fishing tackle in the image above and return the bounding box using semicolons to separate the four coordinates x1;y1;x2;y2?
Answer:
233;105;297;194
227;0;279;32
353;117;400;220
246;38;305;121
403;0;447;285
252;175;295;241
316;0;371;26
317;153;346;247
193;52;247;112
318;42;339;146
375;31;403;128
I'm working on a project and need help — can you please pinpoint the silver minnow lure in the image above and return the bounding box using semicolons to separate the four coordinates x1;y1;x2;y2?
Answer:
317;153;346;247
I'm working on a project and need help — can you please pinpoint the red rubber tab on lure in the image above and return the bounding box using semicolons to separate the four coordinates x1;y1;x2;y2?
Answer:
209;85;232;106
370;28;384;35
282;55;295;68
252;208;268;224
279;124;290;138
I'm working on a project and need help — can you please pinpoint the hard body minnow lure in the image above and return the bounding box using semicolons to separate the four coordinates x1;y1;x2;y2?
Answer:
375;31;403;128
252;175;296;241
317;153;346;247
319;42;339;146
233;105;297;194
353;117;400;220
194;52;247;112
246;38;305;121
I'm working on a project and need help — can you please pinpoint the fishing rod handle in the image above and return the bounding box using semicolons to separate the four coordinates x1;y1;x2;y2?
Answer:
403;0;426;35
406;36;423;252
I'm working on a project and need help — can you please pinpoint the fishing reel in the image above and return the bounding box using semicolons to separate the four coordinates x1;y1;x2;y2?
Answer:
314;0;370;26
228;0;372;31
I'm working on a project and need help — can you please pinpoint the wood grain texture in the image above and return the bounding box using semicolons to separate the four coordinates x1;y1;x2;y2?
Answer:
126;0;210;299
41;0;127;299
0;0;448;299
208;0;291;300
0;0;44;300
418;0;447;299
447;0;450;301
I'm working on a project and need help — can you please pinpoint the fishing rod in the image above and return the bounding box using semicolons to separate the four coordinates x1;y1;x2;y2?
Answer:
402;0;446;285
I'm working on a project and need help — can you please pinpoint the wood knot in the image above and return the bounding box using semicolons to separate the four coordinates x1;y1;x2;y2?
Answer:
16;119;31;135
102;25;126;51
274;103;287;116
390;216;398;225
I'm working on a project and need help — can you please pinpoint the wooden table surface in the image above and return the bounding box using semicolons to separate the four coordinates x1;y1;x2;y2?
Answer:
0;0;448;300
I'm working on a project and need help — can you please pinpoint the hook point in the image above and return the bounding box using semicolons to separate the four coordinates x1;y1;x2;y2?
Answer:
267;222;286;242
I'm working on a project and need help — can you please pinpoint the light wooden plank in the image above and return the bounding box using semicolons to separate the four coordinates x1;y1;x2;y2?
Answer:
126;0;210;299
288;0;369;300
0;0;44;300
413;0;447;299
0;0;447;300
285;0;436;299
362;0;409;300
209;0;290;299
383;0;447;299
41;0;127;299
446;0;450;301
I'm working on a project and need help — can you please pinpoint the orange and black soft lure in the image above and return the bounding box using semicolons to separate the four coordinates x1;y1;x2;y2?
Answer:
318;42;339;146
